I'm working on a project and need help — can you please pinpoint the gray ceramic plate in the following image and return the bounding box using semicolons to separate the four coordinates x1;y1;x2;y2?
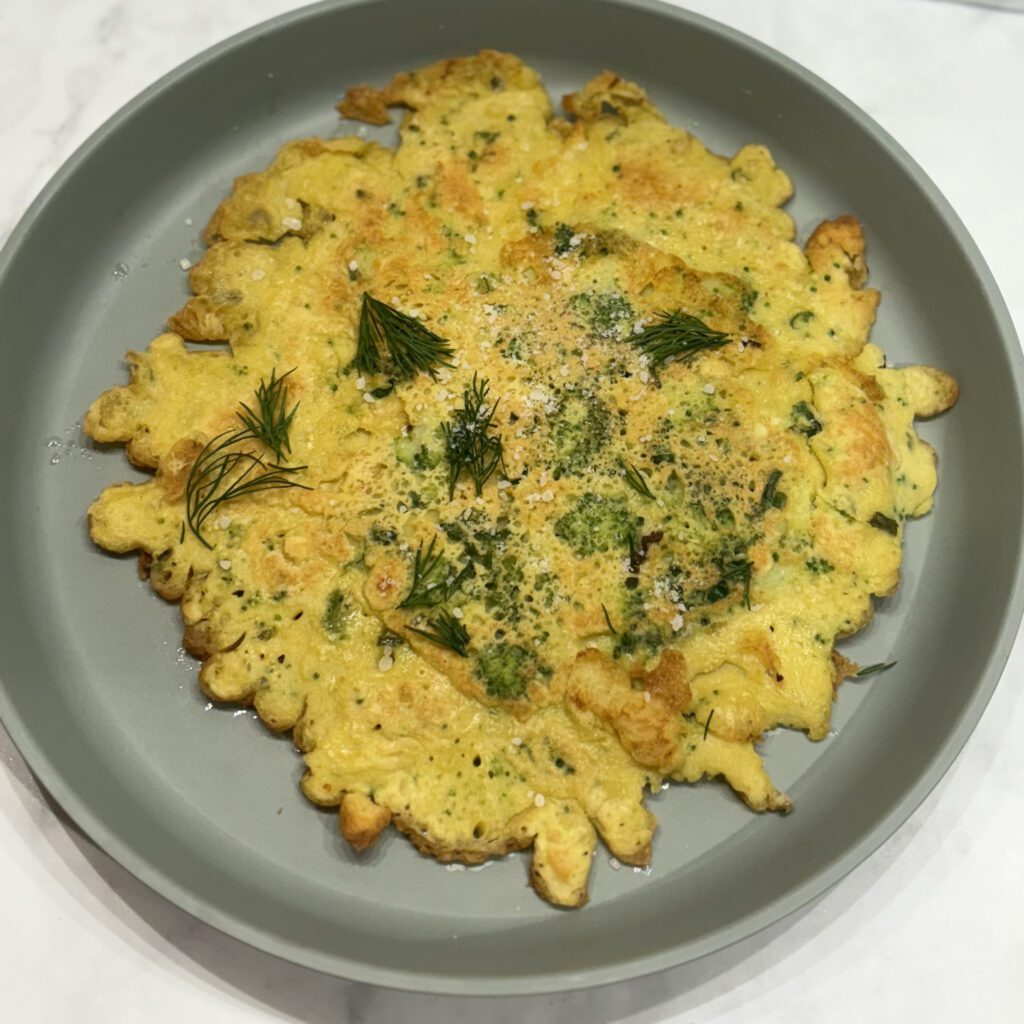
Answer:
0;0;1020;996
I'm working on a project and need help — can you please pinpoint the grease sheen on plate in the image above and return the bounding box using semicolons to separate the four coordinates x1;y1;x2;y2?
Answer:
0;0;1020;994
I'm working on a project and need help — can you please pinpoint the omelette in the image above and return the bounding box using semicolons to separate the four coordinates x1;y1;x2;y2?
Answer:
84;52;957;907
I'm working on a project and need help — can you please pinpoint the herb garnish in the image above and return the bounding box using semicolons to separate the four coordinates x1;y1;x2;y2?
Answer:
791;401;822;438
407;609;471;657
601;603;618;634
553;222;575;256
350;292;455;380
696;556;753;608
759;469;787;513
398;537;473;609
235;368;299;462
703;708;715;741
631;310;730;369
868;512;899;535
442;374;506;498
622;460;655;500
855;661;897;677
185;371;309;548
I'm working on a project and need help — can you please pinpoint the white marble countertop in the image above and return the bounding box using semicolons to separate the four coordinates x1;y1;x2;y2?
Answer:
3;0;1023;1020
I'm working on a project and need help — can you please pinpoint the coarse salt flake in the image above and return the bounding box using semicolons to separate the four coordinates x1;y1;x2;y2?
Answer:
363;392;375;403
216;516;231;530
670;614;685;632
251;269;265;281
355;376;366;390
348;259;359;271
511;737;523;746
464;233;477;245
178;258;192;271
452;607;464;619
534;793;545;808
609;857;622;871
703;383;716;395
377;654;394;672
281;216;302;231
219;559;232;571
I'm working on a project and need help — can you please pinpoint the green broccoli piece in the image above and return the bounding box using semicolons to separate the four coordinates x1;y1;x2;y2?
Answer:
790;401;822;438
394;424;441;472
553;222;575;256
550;394;610;477
554;492;638;557
570;291;635;341
367;524;397;545
477;643;533;700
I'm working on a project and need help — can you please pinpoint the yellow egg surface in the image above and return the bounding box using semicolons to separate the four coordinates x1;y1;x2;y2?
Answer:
84;51;957;908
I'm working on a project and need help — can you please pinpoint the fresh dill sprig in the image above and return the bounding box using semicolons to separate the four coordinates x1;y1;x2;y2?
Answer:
622;460;655;500
236;368;299;462
185;371;308;548
703;708;715;741
350;292;455;380
601;603;618;634
759;469;787;513
442;374;506;499
855;661;897;677
696;556;753;608
632;310;730;368
398;537;474;609
407;609;471;657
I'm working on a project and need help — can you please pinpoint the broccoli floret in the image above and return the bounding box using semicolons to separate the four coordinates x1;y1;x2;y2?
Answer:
367;524;397;545
497;333;529;361
570;291;635;340
481;553;524;624
553;492;638;557
612;625;665;660
322;589;349;641
553;222;575;256
394;424;441;471
550;393;610;477
477;643;533;700
790;401;822;438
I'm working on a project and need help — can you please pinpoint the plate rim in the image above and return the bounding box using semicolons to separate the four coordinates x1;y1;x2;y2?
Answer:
1;0;1022;996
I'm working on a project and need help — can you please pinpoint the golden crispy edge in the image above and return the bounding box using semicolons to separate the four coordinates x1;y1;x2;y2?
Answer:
336;84;393;125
